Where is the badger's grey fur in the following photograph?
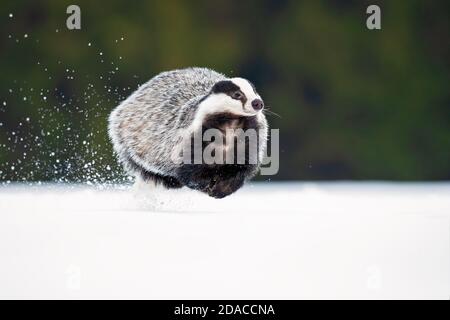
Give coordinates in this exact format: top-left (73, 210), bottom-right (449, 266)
top-left (108, 67), bottom-right (268, 198)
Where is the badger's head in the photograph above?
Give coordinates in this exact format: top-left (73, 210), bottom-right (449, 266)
top-left (196, 77), bottom-right (264, 118)
top-left (211, 77), bottom-right (264, 115)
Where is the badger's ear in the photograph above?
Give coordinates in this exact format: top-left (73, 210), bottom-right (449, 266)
top-left (211, 80), bottom-right (240, 94)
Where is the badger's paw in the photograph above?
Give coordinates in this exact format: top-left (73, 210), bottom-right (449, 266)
top-left (205, 174), bottom-right (246, 199)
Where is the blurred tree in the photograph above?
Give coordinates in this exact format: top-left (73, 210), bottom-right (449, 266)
top-left (0, 0), bottom-right (449, 182)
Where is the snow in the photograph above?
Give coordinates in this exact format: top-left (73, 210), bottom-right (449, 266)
top-left (0, 182), bottom-right (449, 299)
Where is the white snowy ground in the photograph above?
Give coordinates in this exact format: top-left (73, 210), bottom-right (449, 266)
top-left (0, 182), bottom-right (449, 299)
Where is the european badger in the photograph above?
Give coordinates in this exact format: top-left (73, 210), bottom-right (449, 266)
top-left (108, 67), bottom-right (268, 198)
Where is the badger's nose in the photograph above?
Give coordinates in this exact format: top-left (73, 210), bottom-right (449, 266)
top-left (251, 99), bottom-right (264, 111)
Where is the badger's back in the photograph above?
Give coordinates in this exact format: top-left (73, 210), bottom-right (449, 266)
top-left (108, 67), bottom-right (225, 177)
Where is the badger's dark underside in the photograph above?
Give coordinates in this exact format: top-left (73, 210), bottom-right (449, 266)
top-left (129, 156), bottom-right (257, 198)
top-left (176, 163), bottom-right (257, 198)
top-left (127, 113), bottom-right (262, 198)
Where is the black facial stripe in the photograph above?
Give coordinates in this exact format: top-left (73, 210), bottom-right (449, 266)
top-left (235, 90), bottom-right (247, 105)
top-left (211, 80), bottom-right (247, 106)
top-left (212, 80), bottom-right (240, 94)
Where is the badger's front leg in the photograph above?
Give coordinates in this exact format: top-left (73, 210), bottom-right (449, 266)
top-left (204, 166), bottom-right (249, 198)
top-left (176, 164), bottom-right (256, 198)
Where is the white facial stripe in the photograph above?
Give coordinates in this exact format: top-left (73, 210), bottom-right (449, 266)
top-left (190, 78), bottom-right (262, 131)
top-left (230, 77), bottom-right (260, 102)
top-left (191, 94), bottom-right (249, 130)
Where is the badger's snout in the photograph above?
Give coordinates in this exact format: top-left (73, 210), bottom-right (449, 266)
top-left (251, 99), bottom-right (264, 111)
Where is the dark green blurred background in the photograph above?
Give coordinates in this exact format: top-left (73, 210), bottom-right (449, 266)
top-left (0, 0), bottom-right (449, 183)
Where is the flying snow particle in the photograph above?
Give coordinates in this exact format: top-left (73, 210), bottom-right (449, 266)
top-left (9, 13), bottom-right (13, 18)
top-left (88, 42), bottom-right (91, 46)
top-left (24, 34), bottom-right (28, 38)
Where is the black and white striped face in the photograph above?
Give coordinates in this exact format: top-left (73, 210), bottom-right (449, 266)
top-left (191, 77), bottom-right (265, 129)
top-left (203, 77), bottom-right (264, 116)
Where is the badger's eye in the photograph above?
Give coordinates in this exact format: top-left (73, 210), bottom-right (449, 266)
top-left (232, 91), bottom-right (242, 99)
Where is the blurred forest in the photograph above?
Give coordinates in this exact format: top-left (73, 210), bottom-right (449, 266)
top-left (0, 0), bottom-right (449, 183)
